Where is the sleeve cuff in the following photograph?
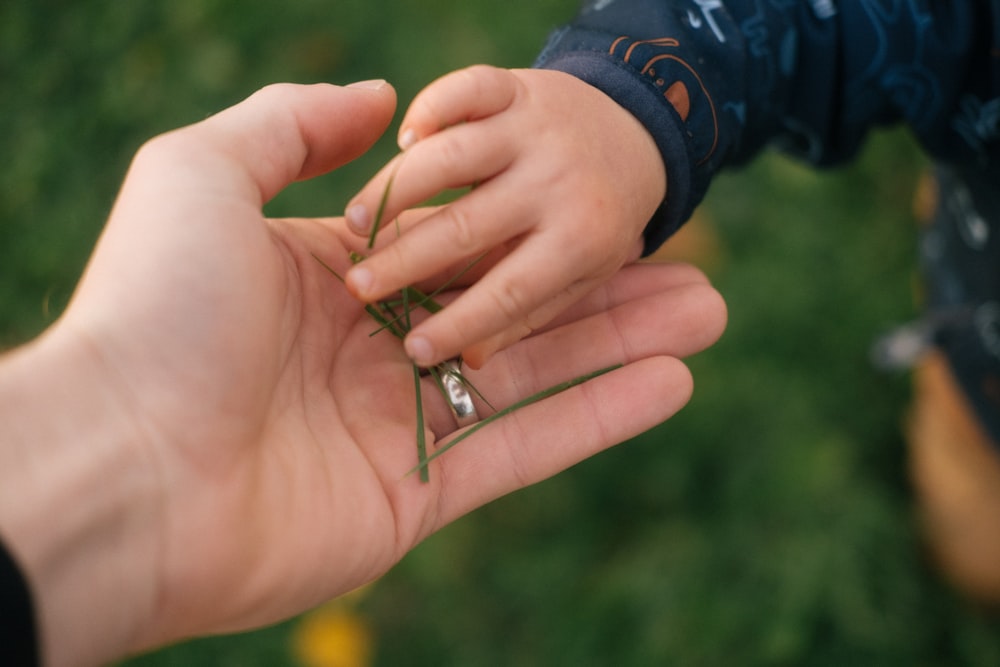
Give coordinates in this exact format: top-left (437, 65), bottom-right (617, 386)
top-left (537, 51), bottom-right (697, 255)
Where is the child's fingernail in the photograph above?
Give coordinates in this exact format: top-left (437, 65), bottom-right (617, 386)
top-left (346, 204), bottom-right (370, 233)
top-left (347, 266), bottom-right (374, 295)
top-left (405, 335), bottom-right (434, 366)
top-left (398, 128), bottom-right (418, 150)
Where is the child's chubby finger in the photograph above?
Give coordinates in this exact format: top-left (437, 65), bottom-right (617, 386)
top-left (412, 262), bottom-right (726, 455)
top-left (420, 261), bottom-right (718, 367)
top-left (397, 65), bottom-right (520, 149)
top-left (457, 251), bottom-right (702, 369)
top-left (453, 267), bottom-right (726, 409)
top-left (408, 256), bottom-right (727, 372)
top-left (345, 177), bottom-right (532, 303)
top-left (344, 118), bottom-right (516, 238)
top-left (459, 276), bottom-right (606, 370)
top-left (399, 237), bottom-right (594, 367)
top-left (535, 260), bottom-right (714, 332)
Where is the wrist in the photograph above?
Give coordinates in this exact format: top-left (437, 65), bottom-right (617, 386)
top-left (536, 54), bottom-right (692, 250)
top-left (0, 326), bottom-right (161, 666)
top-left (513, 67), bottom-right (667, 252)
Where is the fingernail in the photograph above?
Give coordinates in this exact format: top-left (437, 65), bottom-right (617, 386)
top-left (347, 79), bottom-right (388, 91)
top-left (346, 203), bottom-right (371, 234)
top-left (398, 128), bottom-right (418, 150)
top-left (347, 266), bottom-right (374, 295)
top-left (405, 335), bottom-right (434, 366)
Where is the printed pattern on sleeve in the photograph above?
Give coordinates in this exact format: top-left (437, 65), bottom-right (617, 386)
top-left (536, 0), bottom-right (1000, 251)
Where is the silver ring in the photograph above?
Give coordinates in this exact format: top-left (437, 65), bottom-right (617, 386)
top-left (440, 360), bottom-right (478, 427)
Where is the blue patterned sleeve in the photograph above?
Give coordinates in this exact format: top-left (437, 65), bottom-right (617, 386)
top-left (535, 1), bottom-right (1000, 254)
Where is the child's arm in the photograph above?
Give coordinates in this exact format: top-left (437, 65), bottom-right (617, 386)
top-left (344, 65), bottom-right (665, 368)
top-left (533, 0), bottom-right (1000, 250)
top-left (346, 0), bottom-right (996, 369)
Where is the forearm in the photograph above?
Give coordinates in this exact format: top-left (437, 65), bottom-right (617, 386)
top-left (0, 327), bottom-right (159, 666)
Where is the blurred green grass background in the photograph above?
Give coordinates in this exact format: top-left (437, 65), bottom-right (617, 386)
top-left (3, 2), bottom-right (1000, 665)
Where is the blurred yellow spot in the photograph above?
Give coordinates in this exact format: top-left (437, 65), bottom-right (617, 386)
top-left (291, 603), bottom-right (373, 667)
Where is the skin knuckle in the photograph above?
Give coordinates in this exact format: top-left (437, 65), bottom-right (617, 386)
top-left (251, 82), bottom-right (295, 102)
top-left (489, 276), bottom-right (531, 324)
top-left (433, 132), bottom-right (468, 178)
top-left (504, 441), bottom-right (535, 489)
top-left (442, 204), bottom-right (478, 254)
top-left (462, 64), bottom-right (497, 77)
top-left (462, 65), bottom-right (518, 111)
top-left (459, 64), bottom-right (500, 89)
top-left (408, 92), bottom-right (443, 130)
top-left (561, 222), bottom-right (625, 272)
top-left (379, 238), bottom-right (417, 287)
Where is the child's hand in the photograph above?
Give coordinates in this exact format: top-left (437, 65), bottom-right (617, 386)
top-left (344, 65), bottom-right (666, 368)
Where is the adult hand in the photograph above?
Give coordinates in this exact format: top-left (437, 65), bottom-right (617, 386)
top-left (0, 82), bottom-right (725, 666)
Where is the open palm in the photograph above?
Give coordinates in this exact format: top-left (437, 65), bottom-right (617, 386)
top-left (56, 82), bottom-right (725, 651)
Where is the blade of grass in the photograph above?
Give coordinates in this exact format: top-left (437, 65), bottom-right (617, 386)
top-left (408, 364), bottom-right (622, 476)
top-left (368, 159), bottom-right (402, 249)
top-left (373, 299), bottom-right (404, 334)
top-left (367, 254), bottom-right (487, 337)
top-left (365, 305), bottom-right (407, 340)
top-left (427, 365), bottom-right (448, 396)
top-left (405, 251), bottom-right (486, 309)
top-left (312, 252), bottom-right (346, 281)
top-left (312, 252), bottom-right (409, 339)
top-left (412, 364), bottom-right (429, 482)
top-left (401, 266), bottom-right (430, 482)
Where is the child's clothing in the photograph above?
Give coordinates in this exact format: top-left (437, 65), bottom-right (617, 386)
top-left (535, 0), bottom-right (1000, 443)
top-left (0, 537), bottom-right (37, 665)
top-left (922, 164), bottom-right (1000, 444)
